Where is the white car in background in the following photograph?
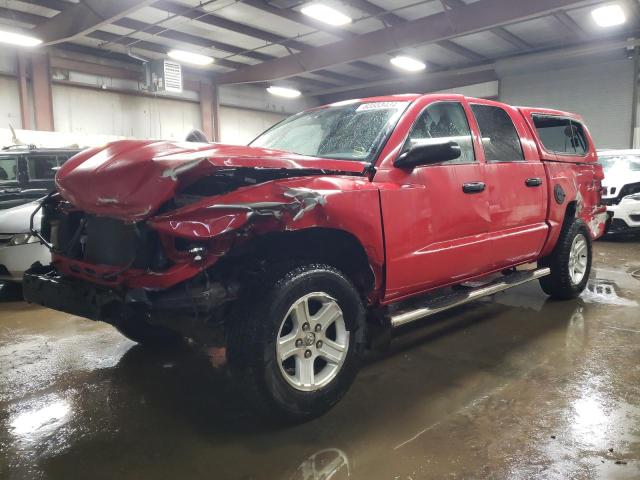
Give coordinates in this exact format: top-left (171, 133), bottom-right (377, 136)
top-left (0, 200), bottom-right (49, 297)
top-left (599, 150), bottom-right (640, 235)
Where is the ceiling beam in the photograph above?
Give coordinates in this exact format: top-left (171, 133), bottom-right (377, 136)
top-left (113, 17), bottom-right (274, 61)
top-left (32, 0), bottom-right (154, 45)
top-left (553, 10), bottom-right (588, 39)
top-left (345, 0), bottom-right (405, 26)
top-left (23, 0), bottom-right (277, 62)
top-left (10, 5), bottom-right (340, 92)
top-left (214, 0), bottom-right (588, 85)
top-left (0, 7), bottom-right (247, 70)
top-left (241, 0), bottom-right (354, 40)
top-left (290, 76), bottom-right (339, 90)
top-left (490, 27), bottom-right (532, 50)
top-left (313, 69), bottom-right (362, 84)
top-left (153, 0), bottom-right (308, 50)
top-left (241, 0), bottom-right (435, 76)
top-left (27, 0), bottom-right (72, 11)
top-left (348, 60), bottom-right (391, 75)
top-left (441, 0), bottom-right (532, 51)
top-left (438, 39), bottom-right (486, 61)
top-left (0, 7), bottom-right (43, 26)
top-left (154, 0), bottom-right (393, 81)
top-left (346, 0), bottom-right (469, 67)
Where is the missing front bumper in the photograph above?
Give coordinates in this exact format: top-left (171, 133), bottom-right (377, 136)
top-left (22, 263), bottom-right (236, 343)
top-left (23, 263), bottom-right (120, 320)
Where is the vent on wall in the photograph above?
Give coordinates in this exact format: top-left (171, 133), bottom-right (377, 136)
top-left (149, 59), bottom-right (182, 93)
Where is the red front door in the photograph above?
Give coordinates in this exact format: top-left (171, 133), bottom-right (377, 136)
top-left (374, 98), bottom-right (492, 302)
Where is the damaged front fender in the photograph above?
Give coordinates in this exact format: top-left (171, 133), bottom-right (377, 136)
top-left (147, 176), bottom-right (386, 299)
top-left (148, 186), bottom-right (330, 240)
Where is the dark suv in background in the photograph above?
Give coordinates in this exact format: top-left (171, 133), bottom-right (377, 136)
top-left (0, 146), bottom-right (82, 210)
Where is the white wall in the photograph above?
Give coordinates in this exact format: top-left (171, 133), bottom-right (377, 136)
top-left (52, 84), bottom-right (202, 140)
top-left (0, 76), bottom-right (22, 128)
top-left (499, 58), bottom-right (634, 149)
top-left (219, 106), bottom-right (286, 145)
top-left (1, 78), bottom-right (289, 145)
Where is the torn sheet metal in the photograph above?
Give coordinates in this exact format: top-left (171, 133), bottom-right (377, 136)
top-left (205, 188), bottom-right (328, 222)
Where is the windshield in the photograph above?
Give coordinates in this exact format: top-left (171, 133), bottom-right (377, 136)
top-left (251, 101), bottom-right (409, 161)
top-left (599, 154), bottom-right (640, 175)
top-left (0, 155), bottom-right (18, 183)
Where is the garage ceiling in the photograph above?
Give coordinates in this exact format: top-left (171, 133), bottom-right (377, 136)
top-left (0, 0), bottom-right (639, 97)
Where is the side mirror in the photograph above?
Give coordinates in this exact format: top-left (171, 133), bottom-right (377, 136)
top-left (394, 139), bottom-right (461, 168)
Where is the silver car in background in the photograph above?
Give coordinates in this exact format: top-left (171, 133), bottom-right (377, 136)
top-left (0, 200), bottom-right (49, 297)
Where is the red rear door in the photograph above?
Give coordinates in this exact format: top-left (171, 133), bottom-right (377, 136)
top-left (468, 100), bottom-right (549, 270)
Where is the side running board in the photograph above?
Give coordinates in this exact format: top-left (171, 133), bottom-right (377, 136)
top-left (389, 267), bottom-right (551, 328)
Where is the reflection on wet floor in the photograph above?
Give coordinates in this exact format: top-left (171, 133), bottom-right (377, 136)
top-left (1, 240), bottom-right (639, 479)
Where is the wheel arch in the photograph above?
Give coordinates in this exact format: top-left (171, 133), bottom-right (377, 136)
top-left (242, 227), bottom-right (377, 300)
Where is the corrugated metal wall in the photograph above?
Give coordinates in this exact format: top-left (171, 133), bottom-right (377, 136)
top-left (500, 58), bottom-right (634, 149)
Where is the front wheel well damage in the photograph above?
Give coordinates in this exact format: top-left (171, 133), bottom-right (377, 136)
top-left (226, 228), bottom-right (376, 299)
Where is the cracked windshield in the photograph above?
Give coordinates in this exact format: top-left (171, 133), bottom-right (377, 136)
top-left (251, 101), bottom-right (409, 161)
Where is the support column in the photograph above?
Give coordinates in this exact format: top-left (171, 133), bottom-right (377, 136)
top-left (212, 85), bottom-right (220, 143)
top-left (630, 46), bottom-right (639, 148)
top-left (199, 82), bottom-right (221, 142)
top-left (31, 52), bottom-right (54, 131)
top-left (17, 53), bottom-right (31, 130)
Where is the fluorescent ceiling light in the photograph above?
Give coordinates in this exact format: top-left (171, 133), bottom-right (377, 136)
top-left (0, 30), bottom-right (42, 47)
top-left (167, 49), bottom-right (214, 66)
top-left (591, 4), bottom-right (626, 27)
top-left (267, 86), bottom-right (302, 98)
top-left (390, 56), bottom-right (426, 72)
top-left (301, 4), bottom-right (352, 26)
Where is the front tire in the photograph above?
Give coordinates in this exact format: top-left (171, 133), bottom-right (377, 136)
top-left (539, 218), bottom-right (592, 300)
top-left (227, 263), bottom-right (366, 422)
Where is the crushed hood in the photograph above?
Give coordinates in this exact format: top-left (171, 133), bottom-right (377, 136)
top-left (55, 140), bottom-right (366, 220)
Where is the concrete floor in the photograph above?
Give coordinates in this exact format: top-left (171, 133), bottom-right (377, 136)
top-left (1, 241), bottom-right (639, 480)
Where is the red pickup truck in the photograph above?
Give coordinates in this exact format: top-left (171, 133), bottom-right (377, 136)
top-left (24, 94), bottom-right (607, 420)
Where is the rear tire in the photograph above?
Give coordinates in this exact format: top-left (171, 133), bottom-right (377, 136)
top-left (539, 218), bottom-right (592, 300)
top-left (226, 263), bottom-right (366, 422)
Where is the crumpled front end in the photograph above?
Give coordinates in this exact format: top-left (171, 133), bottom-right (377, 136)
top-left (37, 177), bottom-right (353, 289)
top-left (24, 140), bottom-right (384, 341)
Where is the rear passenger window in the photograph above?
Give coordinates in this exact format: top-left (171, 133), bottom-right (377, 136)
top-left (27, 155), bottom-right (58, 180)
top-left (407, 102), bottom-right (475, 164)
top-left (532, 115), bottom-right (588, 156)
top-left (471, 104), bottom-right (525, 162)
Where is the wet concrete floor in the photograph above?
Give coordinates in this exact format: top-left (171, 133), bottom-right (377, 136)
top-left (1, 240), bottom-right (639, 479)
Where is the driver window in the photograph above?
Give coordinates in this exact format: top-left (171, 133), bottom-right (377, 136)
top-left (407, 102), bottom-right (476, 164)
